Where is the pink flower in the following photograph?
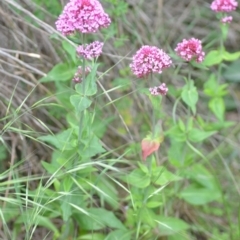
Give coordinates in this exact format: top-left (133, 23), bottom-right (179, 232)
top-left (130, 46), bottom-right (172, 78)
top-left (211, 0), bottom-right (238, 12)
top-left (175, 38), bottom-right (205, 63)
top-left (72, 66), bottom-right (91, 83)
top-left (77, 41), bottom-right (104, 59)
top-left (141, 138), bottom-right (160, 161)
top-left (221, 15), bottom-right (233, 23)
top-left (56, 0), bottom-right (111, 35)
top-left (149, 83), bottom-right (168, 96)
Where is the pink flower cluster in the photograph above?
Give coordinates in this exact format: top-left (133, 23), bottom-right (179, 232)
top-left (72, 66), bottom-right (91, 83)
top-left (77, 41), bottom-right (104, 59)
top-left (130, 46), bottom-right (172, 78)
top-left (56, 0), bottom-right (111, 35)
top-left (221, 16), bottom-right (233, 23)
top-left (175, 38), bottom-right (205, 63)
top-left (149, 83), bottom-right (168, 96)
top-left (211, 0), bottom-right (238, 12)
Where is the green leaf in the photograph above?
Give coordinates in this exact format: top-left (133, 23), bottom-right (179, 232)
top-left (78, 233), bottom-right (105, 240)
top-left (208, 97), bottom-right (225, 121)
top-left (139, 207), bottom-right (156, 227)
top-left (223, 60), bottom-right (240, 82)
top-left (152, 166), bottom-right (181, 186)
top-left (62, 40), bottom-right (77, 63)
top-left (204, 74), bottom-right (228, 97)
top-left (38, 128), bottom-right (75, 150)
top-left (146, 201), bottom-right (163, 208)
top-left (61, 195), bottom-right (72, 221)
top-left (105, 230), bottom-right (132, 240)
top-left (178, 119), bottom-right (185, 132)
top-left (169, 233), bottom-right (191, 240)
top-left (203, 50), bottom-right (223, 67)
top-left (125, 168), bottom-right (151, 188)
top-left (156, 216), bottom-right (190, 236)
top-left (94, 176), bottom-right (119, 209)
top-left (179, 184), bottom-right (221, 205)
top-left (188, 128), bottom-right (216, 142)
top-left (79, 134), bottom-right (105, 158)
top-left (165, 125), bottom-right (186, 142)
top-left (91, 208), bottom-right (126, 229)
top-left (181, 80), bottom-right (198, 114)
top-left (40, 62), bottom-right (76, 82)
top-left (222, 51), bottom-right (240, 61)
top-left (75, 64), bottom-right (98, 96)
top-left (62, 176), bottom-right (73, 192)
top-left (137, 162), bottom-right (149, 174)
top-left (16, 214), bottom-right (60, 236)
top-left (41, 161), bottom-right (60, 174)
top-left (186, 164), bottom-right (218, 189)
top-left (70, 95), bottom-right (92, 113)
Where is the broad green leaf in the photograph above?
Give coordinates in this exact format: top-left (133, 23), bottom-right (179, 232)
top-left (76, 208), bottom-right (126, 230)
top-left (146, 201), bottom-right (163, 208)
top-left (40, 62), bottom-right (76, 82)
top-left (41, 161), bottom-right (60, 174)
top-left (178, 119), bottom-right (185, 132)
top-left (16, 214), bottom-right (60, 236)
top-left (204, 74), bottom-right (228, 97)
top-left (186, 164), bottom-right (218, 189)
top-left (179, 185), bottom-right (221, 205)
top-left (203, 50), bottom-right (222, 66)
top-left (105, 230), bottom-right (132, 240)
top-left (70, 95), bottom-right (92, 113)
top-left (168, 141), bottom-right (189, 167)
top-left (156, 216), bottom-right (190, 236)
top-left (165, 125), bottom-right (186, 142)
top-left (204, 121), bottom-right (235, 131)
top-left (75, 81), bottom-right (97, 96)
top-left (222, 51), bottom-right (240, 61)
top-left (38, 128), bottom-right (75, 150)
top-left (61, 195), bottom-right (72, 221)
top-left (62, 40), bottom-right (77, 63)
top-left (125, 168), bottom-right (150, 188)
top-left (169, 233), bottom-right (191, 240)
top-left (139, 207), bottom-right (156, 227)
top-left (78, 233), bottom-right (105, 240)
top-left (75, 64), bottom-right (99, 96)
top-left (94, 176), bottom-right (119, 209)
top-left (152, 166), bottom-right (181, 185)
top-left (137, 162), bottom-right (149, 174)
top-left (223, 60), bottom-right (240, 82)
top-left (181, 80), bottom-right (198, 114)
top-left (79, 134), bottom-right (105, 158)
top-left (90, 208), bottom-right (126, 229)
top-left (74, 213), bottom-right (103, 231)
top-left (188, 128), bottom-right (216, 142)
top-left (62, 176), bottom-right (73, 192)
top-left (208, 97), bottom-right (225, 121)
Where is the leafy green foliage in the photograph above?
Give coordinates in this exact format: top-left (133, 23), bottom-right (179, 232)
top-left (181, 80), bottom-right (198, 114)
top-left (2, 0), bottom-right (239, 239)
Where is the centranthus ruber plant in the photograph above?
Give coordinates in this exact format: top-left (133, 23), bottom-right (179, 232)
top-left (31, 0), bottom-right (240, 239)
top-left (130, 45), bottom-right (172, 161)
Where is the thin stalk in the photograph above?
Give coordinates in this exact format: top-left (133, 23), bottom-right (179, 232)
top-left (78, 34), bottom-right (86, 143)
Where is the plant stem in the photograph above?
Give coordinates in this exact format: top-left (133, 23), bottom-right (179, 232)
top-left (78, 34), bottom-right (86, 143)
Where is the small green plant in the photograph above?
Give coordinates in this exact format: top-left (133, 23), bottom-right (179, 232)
top-left (1, 0), bottom-right (240, 239)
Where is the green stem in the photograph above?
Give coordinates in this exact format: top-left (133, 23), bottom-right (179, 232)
top-left (78, 35), bottom-right (86, 143)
